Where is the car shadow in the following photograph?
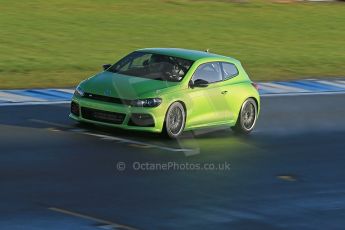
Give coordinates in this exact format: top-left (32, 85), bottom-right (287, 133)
top-left (0, 103), bottom-right (254, 154)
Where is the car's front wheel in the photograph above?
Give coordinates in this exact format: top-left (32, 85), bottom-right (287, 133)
top-left (232, 98), bottom-right (258, 134)
top-left (163, 102), bottom-right (186, 138)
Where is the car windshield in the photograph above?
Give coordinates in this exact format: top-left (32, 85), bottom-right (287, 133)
top-left (107, 51), bottom-right (194, 82)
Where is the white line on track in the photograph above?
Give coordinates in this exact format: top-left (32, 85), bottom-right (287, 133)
top-left (28, 115), bottom-right (199, 154)
top-left (53, 88), bottom-right (75, 94)
top-left (261, 91), bottom-right (345, 97)
top-left (48, 207), bottom-right (139, 230)
top-left (29, 119), bottom-right (71, 129)
top-left (0, 101), bottom-right (70, 106)
top-left (1, 89), bottom-right (345, 107)
top-left (259, 82), bottom-right (309, 93)
top-left (335, 80), bottom-right (345, 87)
top-left (0, 91), bottom-right (48, 102)
top-left (80, 131), bottom-right (199, 155)
top-left (316, 80), bottom-right (345, 89)
top-left (28, 118), bottom-right (199, 155)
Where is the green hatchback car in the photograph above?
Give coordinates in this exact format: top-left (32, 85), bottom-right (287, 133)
top-left (70, 48), bottom-right (260, 138)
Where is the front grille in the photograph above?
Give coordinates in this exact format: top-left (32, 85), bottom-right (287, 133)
top-left (83, 93), bottom-right (130, 105)
top-left (81, 107), bottom-right (126, 124)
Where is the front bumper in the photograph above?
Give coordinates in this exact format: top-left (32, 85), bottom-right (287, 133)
top-left (69, 96), bottom-right (166, 133)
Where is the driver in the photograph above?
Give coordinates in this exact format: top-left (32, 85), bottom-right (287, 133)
top-left (148, 55), bottom-right (187, 82)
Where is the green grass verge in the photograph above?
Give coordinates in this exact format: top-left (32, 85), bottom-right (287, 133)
top-left (0, 0), bottom-right (344, 89)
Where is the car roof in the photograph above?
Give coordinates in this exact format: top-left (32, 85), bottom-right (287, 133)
top-left (137, 48), bottom-right (239, 63)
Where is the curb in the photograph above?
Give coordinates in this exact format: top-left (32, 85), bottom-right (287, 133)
top-left (1, 79), bottom-right (345, 106)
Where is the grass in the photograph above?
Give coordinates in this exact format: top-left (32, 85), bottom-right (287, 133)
top-left (0, 0), bottom-right (344, 89)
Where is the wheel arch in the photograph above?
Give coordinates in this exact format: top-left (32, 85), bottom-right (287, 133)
top-left (176, 100), bottom-right (187, 117)
top-left (248, 96), bottom-right (260, 114)
top-left (249, 96), bottom-right (258, 108)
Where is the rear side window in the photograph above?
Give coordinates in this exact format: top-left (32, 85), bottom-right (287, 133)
top-left (192, 62), bottom-right (222, 84)
top-left (221, 62), bottom-right (238, 80)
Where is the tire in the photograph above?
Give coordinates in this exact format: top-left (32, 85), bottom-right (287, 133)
top-left (163, 102), bottom-right (186, 138)
top-left (232, 98), bottom-right (258, 135)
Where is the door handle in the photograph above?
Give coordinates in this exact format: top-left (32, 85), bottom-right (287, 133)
top-left (221, 90), bottom-right (228, 95)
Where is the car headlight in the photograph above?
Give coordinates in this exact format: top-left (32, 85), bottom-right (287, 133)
top-left (74, 86), bottom-right (84, 97)
top-left (131, 98), bottom-right (162, 107)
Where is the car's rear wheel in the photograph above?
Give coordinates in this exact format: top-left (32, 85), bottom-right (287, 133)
top-left (232, 98), bottom-right (257, 134)
top-left (163, 102), bottom-right (186, 138)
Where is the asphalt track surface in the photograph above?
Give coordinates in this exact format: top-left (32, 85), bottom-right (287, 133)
top-left (1, 94), bottom-right (345, 230)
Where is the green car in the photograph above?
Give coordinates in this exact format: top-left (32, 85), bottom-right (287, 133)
top-left (70, 48), bottom-right (260, 138)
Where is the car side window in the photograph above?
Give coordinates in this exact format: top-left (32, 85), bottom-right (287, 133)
top-left (221, 62), bottom-right (239, 79)
top-left (130, 53), bottom-right (152, 68)
top-left (192, 62), bottom-right (222, 84)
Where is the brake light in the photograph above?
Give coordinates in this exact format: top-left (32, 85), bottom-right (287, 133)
top-left (251, 82), bottom-right (259, 91)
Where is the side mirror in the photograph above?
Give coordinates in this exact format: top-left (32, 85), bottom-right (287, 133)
top-left (102, 64), bottom-right (112, 71)
top-left (188, 80), bottom-right (194, 88)
top-left (193, 79), bottom-right (209, 88)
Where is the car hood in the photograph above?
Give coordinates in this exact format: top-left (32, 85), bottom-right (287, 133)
top-left (81, 71), bottom-right (178, 99)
